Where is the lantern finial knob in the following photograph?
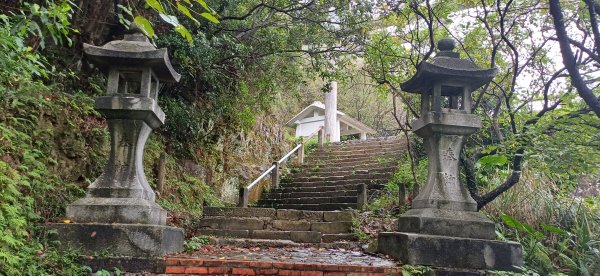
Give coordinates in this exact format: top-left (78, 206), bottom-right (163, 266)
top-left (437, 38), bottom-right (455, 51)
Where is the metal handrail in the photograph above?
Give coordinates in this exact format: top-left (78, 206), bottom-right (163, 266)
top-left (277, 144), bottom-right (302, 165)
top-left (238, 126), bottom-right (324, 207)
top-left (247, 164), bottom-right (276, 190)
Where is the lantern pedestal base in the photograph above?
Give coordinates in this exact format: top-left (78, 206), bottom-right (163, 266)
top-left (378, 232), bottom-right (523, 271)
top-left (66, 197), bottom-right (167, 225)
top-left (396, 208), bottom-right (496, 240)
top-left (46, 223), bottom-right (184, 258)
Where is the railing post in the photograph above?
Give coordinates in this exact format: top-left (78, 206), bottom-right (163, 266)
top-left (399, 182), bottom-right (407, 206)
top-left (271, 162), bottom-right (280, 189)
top-left (298, 138), bottom-right (305, 165)
top-left (318, 129), bottom-right (324, 147)
top-left (238, 187), bottom-right (249, 208)
top-left (357, 183), bottom-right (367, 210)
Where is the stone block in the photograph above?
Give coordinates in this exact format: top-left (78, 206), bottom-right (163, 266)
top-left (80, 257), bottom-right (166, 273)
top-left (277, 209), bottom-right (300, 220)
top-left (203, 207), bottom-right (234, 217)
top-left (199, 217), bottom-right (266, 230)
top-left (46, 223), bottom-right (184, 258)
top-left (397, 208), bottom-right (495, 240)
top-left (251, 230), bottom-right (291, 240)
top-left (321, 234), bottom-right (357, 243)
top-left (277, 210), bottom-right (324, 221)
top-left (378, 232), bottom-right (523, 271)
top-left (233, 208), bottom-right (276, 218)
top-left (311, 222), bottom-right (352, 234)
top-left (66, 197), bottom-right (166, 225)
top-left (323, 211), bottom-right (353, 222)
top-left (290, 231), bottom-right (321, 243)
top-left (197, 229), bottom-right (249, 238)
top-left (272, 220), bottom-right (311, 231)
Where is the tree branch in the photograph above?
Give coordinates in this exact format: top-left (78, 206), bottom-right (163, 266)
top-left (549, 0), bottom-right (600, 117)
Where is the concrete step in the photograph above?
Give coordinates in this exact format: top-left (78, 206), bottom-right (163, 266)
top-left (279, 179), bottom-right (388, 188)
top-left (309, 148), bottom-right (405, 159)
top-left (262, 203), bottom-right (357, 211)
top-left (198, 217), bottom-right (268, 230)
top-left (312, 144), bottom-right (404, 153)
top-left (259, 196), bottom-right (357, 205)
top-left (198, 216), bottom-right (353, 231)
top-left (203, 207), bottom-right (276, 218)
top-left (305, 155), bottom-right (401, 165)
top-left (263, 189), bottom-right (379, 200)
top-left (290, 166), bottom-right (396, 178)
top-left (322, 233), bottom-right (358, 242)
top-left (272, 183), bottom-right (386, 193)
top-left (197, 209), bottom-right (355, 243)
top-left (202, 208), bottom-right (353, 222)
top-left (263, 190), bottom-right (358, 199)
top-left (300, 159), bottom-right (399, 170)
top-left (325, 138), bottom-right (405, 149)
top-left (287, 172), bottom-right (393, 183)
top-left (198, 229), bottom-right (322, 243)
top-left (297, 163), bottom-right (399, 173)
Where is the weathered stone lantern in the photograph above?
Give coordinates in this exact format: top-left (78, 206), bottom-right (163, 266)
top-left (378, 39), bottom-right (523, 271)
top-left (50, 33), bottom-right (184, 258)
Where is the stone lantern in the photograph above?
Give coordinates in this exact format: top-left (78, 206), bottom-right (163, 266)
top-left (378, 39), bottom-right (523, 271)
top-left (49, 33), bottom-right (184, 258)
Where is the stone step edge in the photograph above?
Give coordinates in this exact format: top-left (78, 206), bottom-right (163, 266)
top-left (165, 257), bottom-right (402, 275)
top-left (197, 230), bottom-right (357, 243)
top-left (309, 149), bottom-right (405, 157)
top-left (198, 220), bottom-right (354, 233)
top-left (272, 184), bottom-right (386, 192)
top-left (202, 207), bottom-right (354, 221)
top-left (204, 236), bottom-right (360, 249)
top-left (288, 173), bottom-right (394, 181)
top-left (197, 229), bottom-right (323, 243)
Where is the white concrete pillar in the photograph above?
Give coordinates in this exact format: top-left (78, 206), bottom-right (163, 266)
top-left (324, 81), bottom-right (340, 142)
top-left (360, 132), bottom-right (367, 140)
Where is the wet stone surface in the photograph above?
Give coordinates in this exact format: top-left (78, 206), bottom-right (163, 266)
top-left (179, 244), bottom-right (398, 267)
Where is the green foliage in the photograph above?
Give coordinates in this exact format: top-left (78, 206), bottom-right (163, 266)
top-left (0, 21), bottom-right (104, 272)
top-left (161, 97), bottom-right (217, 157)
top-left (0, 160), bottom-right (33, 274)
top-left (400, 265), bottom-right (432, 276)
top-left (498, 208), bottom-right (600, 275)
top-left (184, 235), bottom-right (210, 253)
top-left (6, 0), bottom-right (77, 49)
top-left (159, 175), bottom-right (222, 214)
top-left (119, 0), bottom-right (219, 42)
top-left (351, 216), bottom-right (370, 242)
top-left (0, 18), bottom-right (48, 79)
top-left (95, 267), bottom-right (121, 276)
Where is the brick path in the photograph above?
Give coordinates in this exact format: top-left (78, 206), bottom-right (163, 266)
top-left (164, 258), bottom-right (402, 275)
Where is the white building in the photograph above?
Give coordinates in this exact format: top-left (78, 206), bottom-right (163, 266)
top-left (286, 101), bottom-right (376, 141)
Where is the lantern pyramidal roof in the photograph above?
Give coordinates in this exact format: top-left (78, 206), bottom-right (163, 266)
top-left (401, 38), bottom-right (497, 96)
top-left (83, 33), bottom-right (181, 83)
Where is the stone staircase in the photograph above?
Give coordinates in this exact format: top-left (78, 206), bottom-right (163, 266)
top-left (196, 137), bottom-right (405, 244)
top-left (198, 207), bottom-right (356, 243)
top-left (257, 137), bottom-right (405, 210)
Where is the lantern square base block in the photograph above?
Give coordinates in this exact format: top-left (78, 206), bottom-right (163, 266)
top-left (46, 223), bottom-right (184, 257)
top-left (396, 208), bottom-right (496, 240)
top-left (66, 197), bottom-right (167, 225)
top-left (378, 232), bottom-right (523, 271)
